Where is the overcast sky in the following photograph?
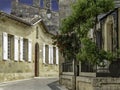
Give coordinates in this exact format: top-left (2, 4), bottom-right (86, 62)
top-left (0, 0), bottom-right (59, 13)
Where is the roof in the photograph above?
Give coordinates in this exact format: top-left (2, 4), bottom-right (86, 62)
top-left (0, 11), bottom-right (55, 36)
top-left (98, 8), bottom-right (118, 21)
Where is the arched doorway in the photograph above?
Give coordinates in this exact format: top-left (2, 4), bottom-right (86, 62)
top-left (35, 43), bottom-right (39, 77)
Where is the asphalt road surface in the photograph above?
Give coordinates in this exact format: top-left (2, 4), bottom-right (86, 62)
top-left (0, 78), bottom-right (68, 90)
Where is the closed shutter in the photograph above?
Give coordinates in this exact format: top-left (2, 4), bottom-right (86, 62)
top-left (43, 44), bottom-right (45, 63)
top-left (48, 45), bottom-right (51, 64)
top-left (14, 35), bottom-right (19, 61)
top-left (56, 47), bottom-right (59, 64)
top-left (20, 37), bottom-right (23, 61)
top-left (48, 46), bottom-right (53, 64)
top-left (3, 32), bottom-right (8, 60)
top-left (51, 46), bottom-right (53, 64)
top-left (28, 39), bottom-right (32, 62)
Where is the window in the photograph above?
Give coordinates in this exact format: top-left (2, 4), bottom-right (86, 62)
top-left (53, 47), bottom-right (56, 64)
top-left (51, 0), bottom-right (59, 11)
top-left (45, 45), bottom-right (49, 64)
top-left (3, 33), bottom-right (14, 60)
top-left (8, 35), bottom-right (12, 59)
top-left (23, 39), bottom-right (28, 61)
top-left (8, 34), bottom-right (14, 59)
top-left (40, 0), bottom-right (44, 8)
top-left (19, 0), bottom-right (33, 5)
top-left (43, 44), bottom-right (59, 64)
top-left (36, 27), bottom-right (39, 39)
top-left (3, 33), bottom-right (32, 62)
top-left (20, 37), bottom-right (32, 62)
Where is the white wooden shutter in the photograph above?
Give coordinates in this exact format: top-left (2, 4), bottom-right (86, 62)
top-left (14, 35), bottom-right (19, 61)
top-left (49, 45), bottom-right (51, 64)
top-left (20, 37), bottom-right (23, 61)
top-left (3, 32), bottom-right (8, 60)
top-left (51, 46), bottom-right (53, 64)
top-left (43, 44), bottom-right (45, 63)
top-left (28, 39), bottom-right (32, 62)
top-left (56, 47), bottom-right (59, 64)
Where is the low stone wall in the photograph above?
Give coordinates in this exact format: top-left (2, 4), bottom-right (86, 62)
top-left (0, 73), bottom-right (33, 83)
top-left (76, 76), bottom-right (120, 90)
top-left (60, 74), bottom-right (75, 90)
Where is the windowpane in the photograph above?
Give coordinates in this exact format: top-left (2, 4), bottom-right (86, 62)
top-left (8, 34), bottom-right (14, 59)
top-left (53, 47), bottom-right (56, 64)
top-left (45, 45), bottom-right (49, 64)
top-left (23, 39), bottom-right (28, 61)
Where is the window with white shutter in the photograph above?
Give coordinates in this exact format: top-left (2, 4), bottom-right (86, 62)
top-left (43, 44), bottom-right (45, 64)
top-left (3, 32), bottom-right (8, 60)
top-left (14, 35), bottom-right (19, 61)
top-left (56, 47), bottom-right (59, 64)
top-left (28, 39), bottom-right (32, 62)
top-left (20, 37), bottom-right (23, 61)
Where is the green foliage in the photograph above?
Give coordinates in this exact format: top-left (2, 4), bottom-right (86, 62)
top-left (53, 0), bottom-right (114, 63)
top-left (77, 38), bottom-right (116, 65)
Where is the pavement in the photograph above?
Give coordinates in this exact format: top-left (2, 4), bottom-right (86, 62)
top-left (0, 77), bottom-right (68, 90)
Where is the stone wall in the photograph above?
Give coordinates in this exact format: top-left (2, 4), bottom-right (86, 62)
top-left (60, 74), bottom-right (75, 90)
top-left (76, 76), bottom-right (120, 90)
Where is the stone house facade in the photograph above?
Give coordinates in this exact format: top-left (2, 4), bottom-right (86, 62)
top-left (0, 11), bottom-right (59, 82)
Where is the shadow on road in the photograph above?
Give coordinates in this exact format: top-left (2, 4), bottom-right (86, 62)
top-left (47, 80), bottom-right (61, 90)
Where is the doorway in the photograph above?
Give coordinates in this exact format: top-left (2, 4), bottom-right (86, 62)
top-left (35, 43), bottom-right (39, 77)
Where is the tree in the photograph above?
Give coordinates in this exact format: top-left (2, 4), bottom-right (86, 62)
top-left (53, 0), bottom-right (114, 64)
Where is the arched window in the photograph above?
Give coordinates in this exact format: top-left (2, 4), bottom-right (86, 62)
top-left (40, 0), bottom-right (44, 8)
top-left (19, 0), bottom-right (33, 5)
top-left (36, 27), bottom-right (39, 39)
top-left (51, 0), bottom-right (59, 11)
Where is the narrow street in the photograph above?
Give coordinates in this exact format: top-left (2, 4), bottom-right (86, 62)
top-left (0, 78), bottom-right (68, 90)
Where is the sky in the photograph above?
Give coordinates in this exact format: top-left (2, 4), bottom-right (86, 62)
top-left (0, 0), bottom-right (59, 13)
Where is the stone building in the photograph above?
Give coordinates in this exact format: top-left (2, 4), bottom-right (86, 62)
top-left (0, 9), bottom-right (59, 82)
top-left (11, 0), bottom-right (59, 34)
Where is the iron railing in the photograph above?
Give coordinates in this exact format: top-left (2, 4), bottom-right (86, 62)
top-left (62, 62), bottom-right (73, 72)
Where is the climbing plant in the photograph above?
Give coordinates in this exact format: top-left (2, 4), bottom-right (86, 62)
top-left (53, 0), bottom-right (114, 64)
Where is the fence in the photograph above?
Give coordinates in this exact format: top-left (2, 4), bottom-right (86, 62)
top-left (62, 62), bottom-right (73, 72)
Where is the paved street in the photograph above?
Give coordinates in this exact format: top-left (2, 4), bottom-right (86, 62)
top-left (0, 78), bottom-right (68, 90)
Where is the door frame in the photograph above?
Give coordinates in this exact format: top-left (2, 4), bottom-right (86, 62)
top-left (35, 43), bottom-right (39, 77)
